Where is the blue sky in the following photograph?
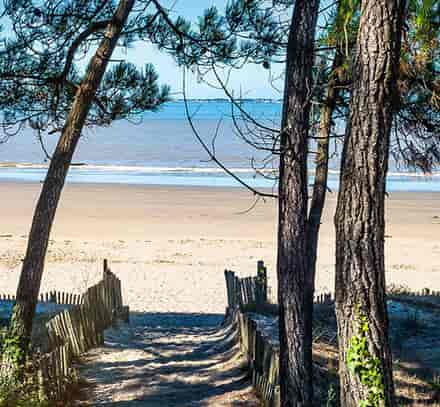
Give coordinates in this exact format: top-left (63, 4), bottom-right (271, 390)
top-left (116, 44), bottom-right (284, 100)
top-left (116, 0), bottom-right (286, 99)
top-left (0, 0), bottom-right (286, 99)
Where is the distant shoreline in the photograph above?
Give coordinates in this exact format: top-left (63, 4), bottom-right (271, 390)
top-left (173, 98), bottom-right (284, 103)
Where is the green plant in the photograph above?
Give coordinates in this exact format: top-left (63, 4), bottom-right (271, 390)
top-left (0, 328), bottom-right (50, 406)
top-left (0, 375), bottom-right (49, 407)
top-left (325, 384), bottom-right (337, 407)
top-left (347, 306), bottom-right (385, 407)
top-left (1, 334), bottom-right (26, 372)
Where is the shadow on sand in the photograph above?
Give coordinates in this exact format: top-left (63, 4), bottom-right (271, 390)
top-left (76, 312), bottom-right (259, 406)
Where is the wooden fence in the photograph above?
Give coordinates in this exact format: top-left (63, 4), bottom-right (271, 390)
top-left (226, 263), bottom-right (440, 407)
top-left (224, 260), bottom-right (268, 311)
top-left (224, 261), bottom-right (333, 318)
top-left (36, 259), bottom-right (128, 401)
top-left (0, 291), bottom-right (82, 305)
top-left (236, 312), bottom-right (280, 406)
top-left (225, 261), bottom-right (336, 407)
top-left (224, 262), bottom-right (280, 407)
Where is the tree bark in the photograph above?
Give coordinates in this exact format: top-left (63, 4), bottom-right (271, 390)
top-left (277, 1), bottom-right (319, 405)
top-left (0, 0), bottom-right (135, 381)
top-left (334, 1), bottom-right (404, 406)
top-left (306, 49), bottom-right (344, 293)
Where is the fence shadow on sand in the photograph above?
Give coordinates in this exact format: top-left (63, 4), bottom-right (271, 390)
top-left (76, 312), bottom-right (259, 406)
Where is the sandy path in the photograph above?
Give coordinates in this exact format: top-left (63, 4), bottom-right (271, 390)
top-left (76, 313), bottom-right (259, 406)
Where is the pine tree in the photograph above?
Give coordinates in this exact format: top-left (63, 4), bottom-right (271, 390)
top-left (334, 0), bottom-right (405, 405)
top-left (0, 0), bottom-right (170, 382)
top-left (276, 1), bottom-right (320, 404)
top-left (145, 1), bottom-right (438, 404)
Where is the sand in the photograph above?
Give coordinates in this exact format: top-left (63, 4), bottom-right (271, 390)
top-left (0, 181), bottom-right (439, 314)
top-left (76, 314), bottom-right (258, 406)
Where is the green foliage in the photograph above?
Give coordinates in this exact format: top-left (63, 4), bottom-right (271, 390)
top-left (98, 62), bottom-right (170, 120)
top-left (0, 0), bottom-right (170, 139)
top-left (394, 0), bottom-right (439, 172)
top-left (1, 304), bottom-right (30, 380)
top-left (146, 0), bottom-right (287, 69)
top-left (0, 328), bottom-right (51, 406)
top-left (0, 376), bottom-right (49, 407)
top-left (409, 0), bottom-right (439, 50)
top-left (347, 306), bottom-right (385, 407)
top-left (1, 334), bottom-right (26, 372)
top-left (322, 0), bottom-right (360, 57)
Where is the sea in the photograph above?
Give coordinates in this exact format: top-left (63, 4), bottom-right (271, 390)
top-left (0, 100), bottom-right (439, 192)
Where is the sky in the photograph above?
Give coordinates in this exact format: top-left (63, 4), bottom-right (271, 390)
top-left (0, 0), bottom-right (287, 99)
top-left (115, 43), bottom-right (285, 100)
top-left (115, 0), bottom-right (286, 99)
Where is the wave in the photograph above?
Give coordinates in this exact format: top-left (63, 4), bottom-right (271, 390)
top-left (0, 162), bottom-right (49, 169)
top-left (0, 162), bottom-right (439, 178)
top-left (0, 162), bottom-right (273, 175)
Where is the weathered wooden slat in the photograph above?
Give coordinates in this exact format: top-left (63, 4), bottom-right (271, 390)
top-left (225, 270), bottom-right (233, 308)
top-left (36, 263), bottom-right (126, 402)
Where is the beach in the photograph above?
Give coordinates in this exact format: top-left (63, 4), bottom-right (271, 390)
top-left (0, 181), bottom-right (439, 314)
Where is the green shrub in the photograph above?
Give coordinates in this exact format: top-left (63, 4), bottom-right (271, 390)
top-left (0, 377), bottom-right (49, 407)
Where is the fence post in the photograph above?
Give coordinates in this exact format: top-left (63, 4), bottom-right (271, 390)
top-left (103, 258), bottom-right (109, 278)
top-left (256, 260), bottom-right (267, 305)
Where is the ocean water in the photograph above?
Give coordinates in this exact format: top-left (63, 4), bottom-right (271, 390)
top-left (0, 101), bottom-right (438, 192)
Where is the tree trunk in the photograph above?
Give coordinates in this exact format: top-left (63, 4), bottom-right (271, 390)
top-left (277, 1), bottom-right (319, 405)
top-left (334, 1), bottom-right (404, 406)
top-left (306, 49), bottom-right (344, 292)
top-left (0, 0), bottom-right (135, 381)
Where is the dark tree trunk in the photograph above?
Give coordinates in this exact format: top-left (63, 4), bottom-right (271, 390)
top-left (334, 1), bottom-right (404, 406)
top-left (306, 49), bottom-right (344, 291)
top-left (0, 0), bottom-right (135, 381)
top-left (277, 0), bottom-right (319, 405)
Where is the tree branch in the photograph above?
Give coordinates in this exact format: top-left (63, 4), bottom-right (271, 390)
top-left (182, 69), bottom-right (277, 199)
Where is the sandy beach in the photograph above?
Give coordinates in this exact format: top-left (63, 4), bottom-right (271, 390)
top-left (0, 181), bottom-right (439, 314)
